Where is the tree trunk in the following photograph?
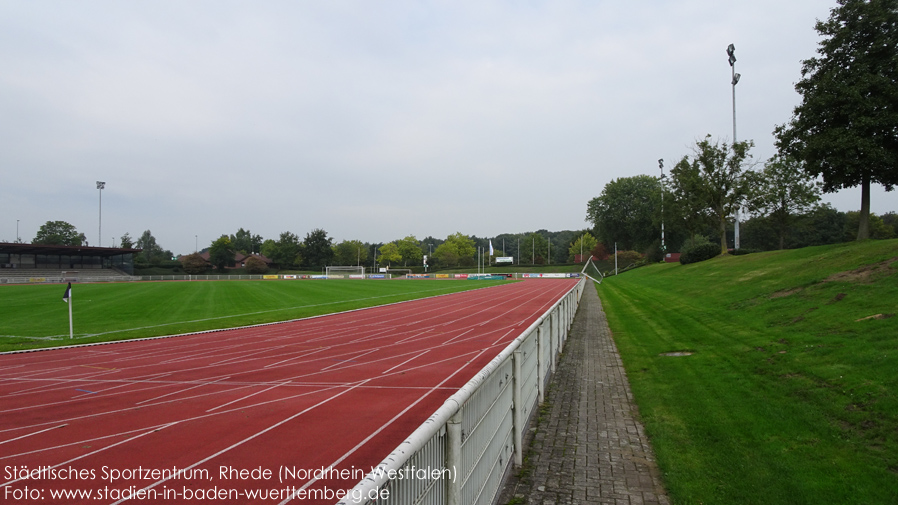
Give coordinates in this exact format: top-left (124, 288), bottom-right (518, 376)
top-left (857, 175), bottom-right (871, 241)
top-left (719, 213), bottom-right (728, 255)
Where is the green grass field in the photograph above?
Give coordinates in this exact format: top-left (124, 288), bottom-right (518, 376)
top-left (0, 279), bottom-right (510, 353)
top-left (598, 239), bottom-right (898, 505)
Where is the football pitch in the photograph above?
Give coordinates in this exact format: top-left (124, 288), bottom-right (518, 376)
top-left (0, 279), bottom-right (511, 352)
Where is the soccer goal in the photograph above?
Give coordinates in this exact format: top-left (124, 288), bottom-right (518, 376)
top-left (325, 266), bottom-right (366, 278)
top-left (581, 257), bottom-right (604, 284)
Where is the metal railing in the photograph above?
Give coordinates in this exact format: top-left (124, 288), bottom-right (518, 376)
top-left (339, 278), bottom-right (585, 505)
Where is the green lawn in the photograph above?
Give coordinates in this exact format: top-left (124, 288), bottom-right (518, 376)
top-left (0, 279), bottom-right (509, 352)
top-left (598, 240), bottom-right (898, 505)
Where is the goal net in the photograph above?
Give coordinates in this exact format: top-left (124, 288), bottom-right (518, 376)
top-left (325, 266), bottom-right (366, 278)
top-left (581, 257), bottom-right (604, 284)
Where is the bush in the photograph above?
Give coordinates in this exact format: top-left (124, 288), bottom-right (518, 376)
top-left (732, 248), bottom-right (762, 256)
top-left (679, 243), bottom-right (721, 264)
top-left (180, 253), bottom-right (208, 274)
top-left (244, 256), bottom-right (269, 274)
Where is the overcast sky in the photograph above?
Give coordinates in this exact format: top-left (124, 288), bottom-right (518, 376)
top-left (1, 1), bottom-right (893, 255)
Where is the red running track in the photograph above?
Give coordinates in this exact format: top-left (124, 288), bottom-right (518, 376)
top-left (0, 279), bottom-right (578, 504)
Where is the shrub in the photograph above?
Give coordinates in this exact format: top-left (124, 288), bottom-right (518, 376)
top-left (244, 256), bottom-right (269, 274)
top-left (679, 243), bottom-right (721, 264)
top-left (180, 253), bottom-right (208, 274)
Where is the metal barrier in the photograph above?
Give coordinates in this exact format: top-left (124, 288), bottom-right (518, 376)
top-left (339, 278), bottom-right (585, 505)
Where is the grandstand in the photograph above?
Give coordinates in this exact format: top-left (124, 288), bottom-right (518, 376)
top-left (0, 243), bottom-right (141, 284)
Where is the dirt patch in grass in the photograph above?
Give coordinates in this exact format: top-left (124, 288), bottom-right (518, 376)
top-left (855, 313), bottom-right (895, 322)
top-left (824, 257), bottom-right (898, 284)
top-left (770, 287), bottom-right (803, 298)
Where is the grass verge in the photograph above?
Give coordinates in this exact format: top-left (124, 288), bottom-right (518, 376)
top-left (0, 279), bottom-right (509, 352)
top-left (598, 240), bottom-right (898, 505)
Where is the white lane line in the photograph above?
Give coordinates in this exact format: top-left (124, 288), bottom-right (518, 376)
top-left (205, 381), bottom-right (291, 413)
top-left (381, 350), bottom-right (430, 375)
top-left (0, 422), bottom-right (178, 488)
top-left (320, 349), bottom-right (379, 371)
top-left (111, 379), bottom-right (374, 505)
top-left (0, 424), bottom-right (67, 446)
top-left (135, 375), bottom-right (231, 405)
top-left (277, 347), bottom-right (493, 505)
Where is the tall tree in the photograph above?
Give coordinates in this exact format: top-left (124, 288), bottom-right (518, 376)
top-left (519, 232), bottom-right (549, 264)
top-left (377, 242), bottom-right (401, 267)
top-left (33, 221), bottom-right (86, 246)
top-left (135, 230), bottom-right (172, 264)
top-left (586, 175), bottom-right (661, 251)
top-left (568, 233), bottom-right (598, 262)
top-left (684, 136), bottom-right (753, 255)
top-left (230, 228), bottom-right (263, 255)
top-left (302, 228), bottom-right (334, 268)
top-left (774, 0), bottom-right (898, 240)
top-left (208, 235), bottom-right (235, 272)
top-left (332, 240), bottom-right (368, 266)
top-left (432, 232), bottom-right (475, 267)
top-left (270, 232), bottom-right (300, 268)
top-left (119, 232), bottom-right (134, 249)
top-left (745, 156), bottom-right (822, 249)
top-left (396, 235), bottom-right (423, 267)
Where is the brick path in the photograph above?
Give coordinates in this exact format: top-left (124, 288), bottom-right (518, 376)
top-left (500, 284), bottom-right (670, 505)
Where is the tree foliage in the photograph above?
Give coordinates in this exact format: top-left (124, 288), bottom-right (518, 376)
top-left (519, 232), bottom-right (549, 264)
top-left (586, 175), bottom-right (661, 252)
top-left (676, 136), bottom-right (753, 255)
top-left (243, 255), bottom-right (269, 274)
top-left (432, 232), bottom-right (475, 267)
top-left (568, 233), bottom-right (598, 262)
top-left (269, 232), bottom-right (300, 268)
top-left (135, 230), bottom-right (173, 265)
top-left (208, 235), bottom-right (235, 272)
top-left (302, 228), bottom-right (334, 268)
top-left (745, 156), bottom-right (822, 249)
top-left (332, 240), bottom-right (368, 266)
top-left (230, 228), bottom-right (262, 255)
top-left (774, 0), bottom-right (898, 240)
top-left (397, 235), bottom-right (423, 266)
top-left (119, 232), bottom-right (134, 249)
top-left (180, 253), bottom-right (208, 274)
top-left (377, 242), bottom-right (401, 267)
top-left (33, 221), bottom-right (86, 246)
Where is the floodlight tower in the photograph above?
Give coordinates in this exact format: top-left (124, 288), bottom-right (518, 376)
top-left (659, 159), bottom-right (666, 253)
top-left (96, 181), bottom-right (106, 248)
top-left (727, 44), bottom-right (742, 250)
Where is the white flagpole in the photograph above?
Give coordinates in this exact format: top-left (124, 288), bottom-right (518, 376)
top-left (68, 290), bottom-right (73, 339)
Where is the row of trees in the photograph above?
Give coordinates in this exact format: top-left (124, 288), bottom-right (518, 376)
top-left (588, 0), bottom-right (897, 256)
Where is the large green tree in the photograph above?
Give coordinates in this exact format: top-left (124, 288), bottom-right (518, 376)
top-left (432, 232), bottom-right (475, 267)
top-left (269, 232), bottom-right (300, 268)
top-left (568, 232), bottom-right (598, 262)
top-left (208, 235), bottom-right (235, 272)
top-left (669, 155), bottom-right (714, 245)
top-left (33, 221), bottom-right (86, 246)
top-left (683, 136), bottom-right (753, 255)
top-left (745, 156), bottom-right (822, 249)
top-left (229, 228), bottom-right (262, 255)
top-left (396, 235), bottom-right (423, 267)
top-left (332, 240), bottom-right (368, 266)
top-left (302, 228), bottom-right (334, 268)
top-left (135, 230), bottom-right (173, 265)
top-left (774, 0), bottom-right (898, 240)
top-left (377, 242), bottom-right (401, 267)
top-left (586, 175), bottom-right (660, 251)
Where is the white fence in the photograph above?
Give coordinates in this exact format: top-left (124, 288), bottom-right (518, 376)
top-left (340, 278), bottom-right (585, 505)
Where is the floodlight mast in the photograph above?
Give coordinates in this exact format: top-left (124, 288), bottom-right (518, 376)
top-left (659, 159), bottom-right (665, 253)
top-left (96, 181), bottom-right (106, 248)
top-left (727, 43), bottom-right (742, 250)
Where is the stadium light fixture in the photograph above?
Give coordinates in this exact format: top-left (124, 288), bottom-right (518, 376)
top-left (659, 159), bottom-right (665, 253)
top-left (727, 44), bottom-right (742, 250)
top-left (96, 181), bottom-right (105, 248)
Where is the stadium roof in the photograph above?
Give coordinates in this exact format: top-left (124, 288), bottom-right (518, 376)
top-left (0, 242), bottom-right (142, 258)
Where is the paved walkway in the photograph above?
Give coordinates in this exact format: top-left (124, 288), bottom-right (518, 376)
top-left (500, 284), bottom-right (670, 505)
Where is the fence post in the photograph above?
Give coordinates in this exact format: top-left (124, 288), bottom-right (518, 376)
top-left (512, 349), bottom-right (523, 467)
top-left (447, 411), bottom-right (463, 505)
top-left (537, 323), bottom-right (545, 403)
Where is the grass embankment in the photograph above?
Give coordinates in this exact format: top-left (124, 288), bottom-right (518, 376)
top-left (599, 240), bottom-right (897, 505)
top-left (0, 279), bottom-right (509, 353)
